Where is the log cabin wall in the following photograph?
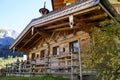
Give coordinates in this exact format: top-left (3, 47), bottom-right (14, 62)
top-left (27, 29), bottom-right (90, 73)
top-left (29, 30), bottom-right (90, 59)
top-left (29, 46), bottom-right (48, 60)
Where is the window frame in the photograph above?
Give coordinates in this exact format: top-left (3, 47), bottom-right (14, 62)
top-left (69, 40), bottom-right (79, 54)
top-left (31, 53), bottom-right (35, 60)
top-left (40, 50), bottom-right (45, 59)
top-left (53, 46), bottom-right (60, 56)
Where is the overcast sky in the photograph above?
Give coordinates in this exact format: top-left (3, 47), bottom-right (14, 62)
top-left (0, 0), bottom-right (52, 33)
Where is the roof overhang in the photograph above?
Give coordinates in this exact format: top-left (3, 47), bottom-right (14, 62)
top-left (10, 0), bottom-right (120, 52)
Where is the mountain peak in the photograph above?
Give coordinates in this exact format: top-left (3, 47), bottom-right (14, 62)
top-left (0, 27), bottom-right (19, 46)
top-left (0, 27), bottom-right (19, 39)
top-left (0, 27), bottom-right (24, 58)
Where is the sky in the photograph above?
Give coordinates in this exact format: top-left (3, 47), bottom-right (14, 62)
top-left (0, 0), bottom-right (52, 33)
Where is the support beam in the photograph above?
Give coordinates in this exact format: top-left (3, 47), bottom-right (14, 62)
top-left (49, 32), bottom-right (55, 42)
top-left (32, 27), bottom-right (34, 35)
top-left (52, 26), bottom-right (80, 31)
top-left (19, 32), bottom-right (39, 50)
top-left (34, 18), bottom-right (68, 28)
top-left (74, 13), bottom-right (107, 27)
top-left (74, 17), bottom-right (88, 27)
top-left (27, 36), bottom-right (42, 49)
top-left (44, 22), bottom-right (69, 30)
top-left (74, 12), bottom-right (107, 22)
top-left (10, 29), bottom-right (31, 50)
top-left (80, 13), bottom-right (107, 21)
top-left (18, 48), bottom-right (30, 53)
top-left (38, 30), bottom-right (50, 37)
top-left (73, 6), bottom-right (101, 16)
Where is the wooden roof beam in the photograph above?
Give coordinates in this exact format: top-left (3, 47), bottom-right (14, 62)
top-left (19, 32), bottom-right (39, 50)
top-left (34, 18), bottom-right (69, 28)
top-left (15, 47), bottom-right (30, 53)
top-left (11, 29), bottom-right (31, 49)
top-left (44, 22), bottom-right (69, 30)
top-left (52, 26), bottom-right (80, 31)
top-left (27, 36), bottom-right (42, 49)
top-left (80, 13), bottom-right (108, 21)
top-left (74, 17), bottom-right (89, 27)
top-left (74, 13), bottom-right (107, 27)
top-left (74, 13), bottom-right (107, 22)
top-left (38, 30), bottom-right (51, 37)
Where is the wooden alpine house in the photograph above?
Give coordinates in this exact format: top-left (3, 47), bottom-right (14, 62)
top-left (9, 0), bottom-right (120, 80)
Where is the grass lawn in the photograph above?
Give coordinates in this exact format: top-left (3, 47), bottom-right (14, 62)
top-left (0, 75), bottom-right (70, 80)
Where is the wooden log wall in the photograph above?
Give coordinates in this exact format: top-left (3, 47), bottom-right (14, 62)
top-left (29, 29), bottom-right (90, 58)
top-left (26, 29), bottom-right (90, 72)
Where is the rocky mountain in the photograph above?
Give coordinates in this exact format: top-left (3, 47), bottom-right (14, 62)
top-left (0, 27), bottom-right (18, 46)
top-left (0, 27), bottom-right (24, 58)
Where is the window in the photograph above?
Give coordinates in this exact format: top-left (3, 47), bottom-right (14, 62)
top-left (36, 54), bottom-right (39, 58)
top-left (40, 50), bottom-right (45, 58)
top-left (62, 48), bottom-right (65, 52)
top-left (31, 53), bottom-right (35, 59)
top-left (53, 46), bottom-right (59, 55)
top-left (70, 41), bottom-right (79, 53)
